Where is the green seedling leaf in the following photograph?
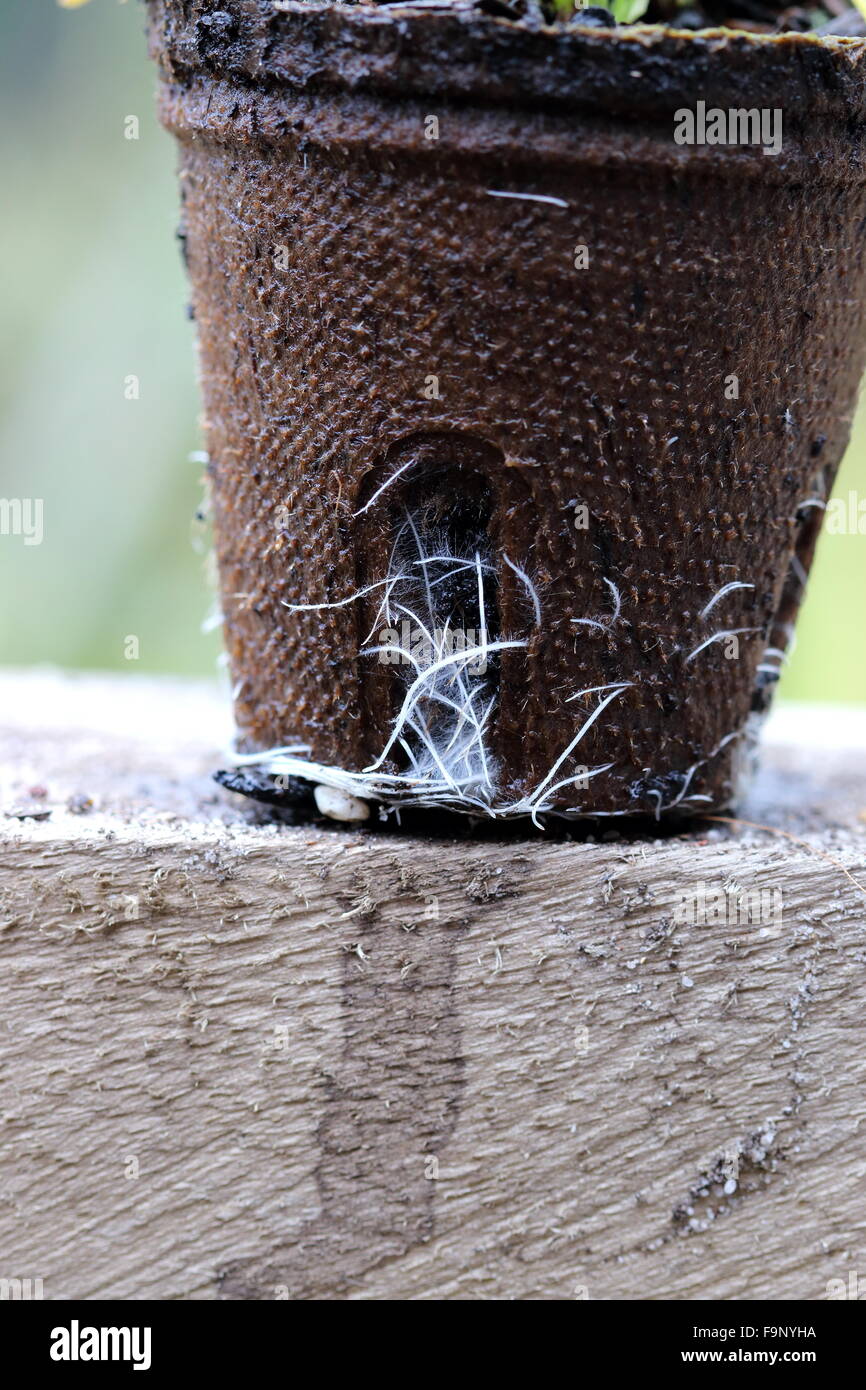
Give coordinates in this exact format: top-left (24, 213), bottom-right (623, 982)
top-left (609, 0), bottom-right (651, 20)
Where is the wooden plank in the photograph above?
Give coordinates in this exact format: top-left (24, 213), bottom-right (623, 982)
top-left (1, 670), bottom-right (865, 1300)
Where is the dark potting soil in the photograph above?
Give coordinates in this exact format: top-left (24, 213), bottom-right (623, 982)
top-left (334, 0), bottom-right (865, 37)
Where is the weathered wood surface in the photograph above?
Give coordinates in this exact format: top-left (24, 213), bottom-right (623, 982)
top-left (1, 669), bottom-right (866, 1301)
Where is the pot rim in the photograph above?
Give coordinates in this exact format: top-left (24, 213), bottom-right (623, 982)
top-left (148, 1), bottom-right (866, 120)
top-left (298, 2), bottom-right (865, 51)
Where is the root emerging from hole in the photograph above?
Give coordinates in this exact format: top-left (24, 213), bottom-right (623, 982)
top-left (232, 505), bottom-right (630, 823)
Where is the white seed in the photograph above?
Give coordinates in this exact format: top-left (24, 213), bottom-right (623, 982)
top-left (313, 784), bottom-right (371, 823)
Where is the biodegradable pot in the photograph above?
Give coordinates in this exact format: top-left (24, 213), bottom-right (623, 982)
top-left (148, 1), bottom-right (866, 817)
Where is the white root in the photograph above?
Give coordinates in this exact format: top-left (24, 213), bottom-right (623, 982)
top-left (699, 580), bottom-right (754, 620)
top-left (503, 554), bottom-right (542, 626)
top-left (685, 628), bottom-right (759, 664)
top-left (231, 518), bottom-right (637, 820)
top-left (485, 189), bottom-right (570, 209)
top-left (231, 526), bottom-right (767, 822)
top-left (352, 456), bottom-right (419, 517)
top-left (572, 576), bottom-right (622, 634)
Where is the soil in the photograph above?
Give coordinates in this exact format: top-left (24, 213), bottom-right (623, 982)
top-left (337, 0), bottom-right (865, 35)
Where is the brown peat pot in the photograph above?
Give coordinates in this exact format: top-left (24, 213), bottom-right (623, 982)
top-left (148, 1), bottom-right (866, 820)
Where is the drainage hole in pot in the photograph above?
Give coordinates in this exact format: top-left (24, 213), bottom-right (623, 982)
top-left (374, 473), bottom-right (501, 799)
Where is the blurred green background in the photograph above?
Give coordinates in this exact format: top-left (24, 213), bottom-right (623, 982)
top-left (1, 0), bottom-right (865, 704)
top-left (0, 0), bottom-right (219, 679)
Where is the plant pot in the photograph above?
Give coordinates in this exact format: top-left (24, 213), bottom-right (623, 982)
top-left (147, 1), bottom-right (866, 820)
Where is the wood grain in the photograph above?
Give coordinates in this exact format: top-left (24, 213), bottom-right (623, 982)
top-left (1, 671), bottom-right (865, 1300)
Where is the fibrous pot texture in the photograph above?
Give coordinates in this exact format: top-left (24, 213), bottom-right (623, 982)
top-left (148, 1), bottom-right (866, 816)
